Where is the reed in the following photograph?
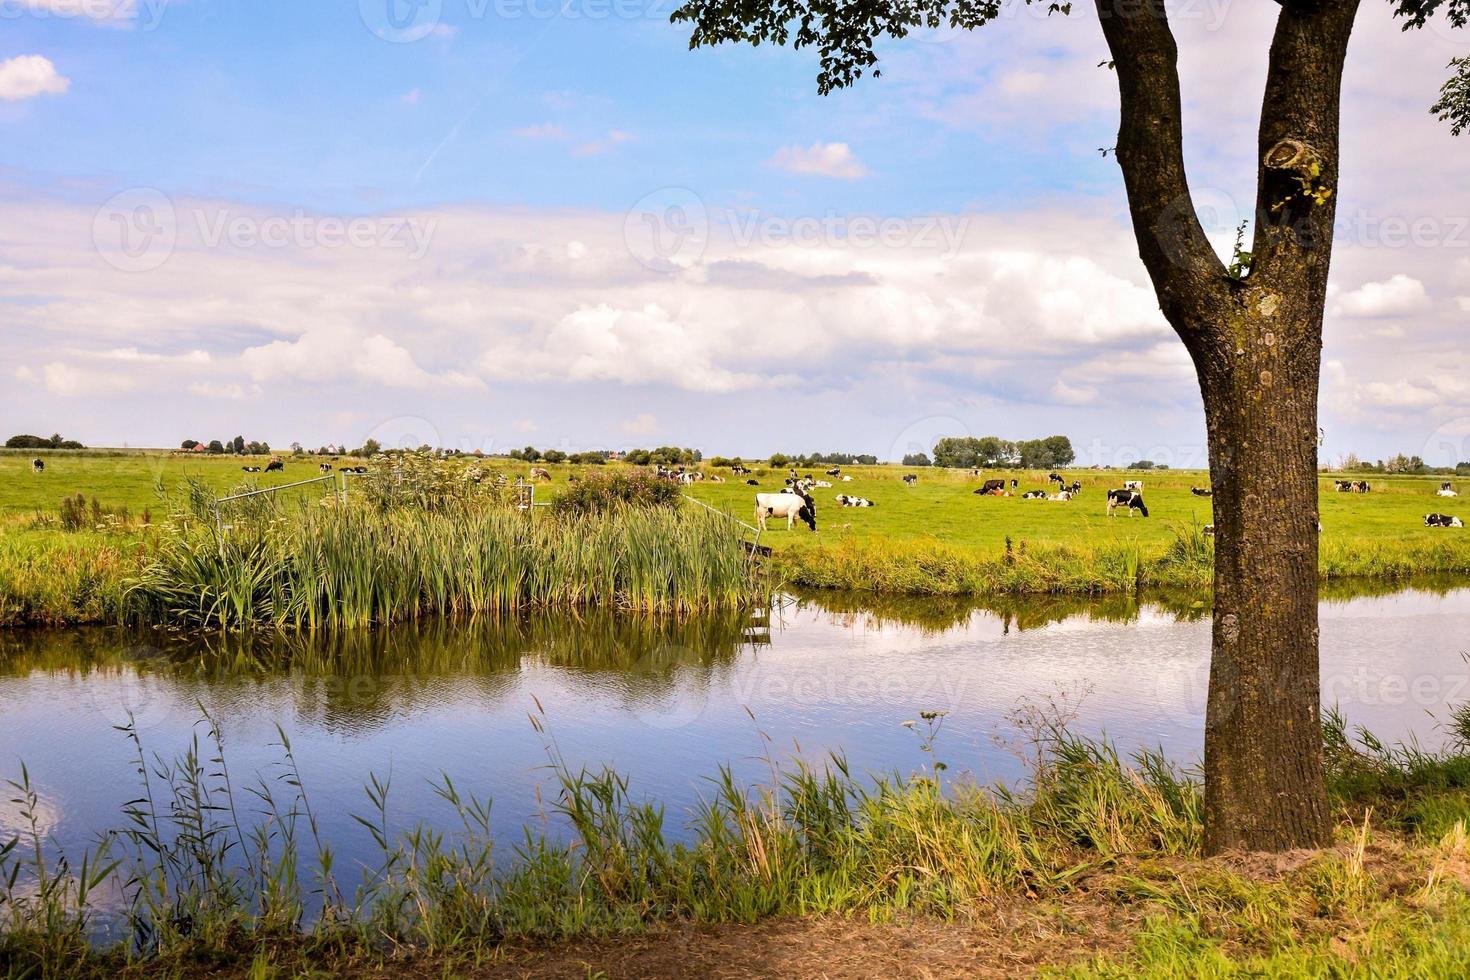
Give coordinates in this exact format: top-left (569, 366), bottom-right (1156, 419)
top-left (125, 501), bottom-right (761, 629)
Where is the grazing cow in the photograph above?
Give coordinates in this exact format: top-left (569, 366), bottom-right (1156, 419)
top-left (978, 479), bottom-right (1007, 495)
top-left (1047, 490), bottom-right (1073, 502)
top-left (31, 458), bottom-right (44, 474)
top-left (731, 465), bottom-right (751, 475)
top-left (1334, 480), bottom-right (1354, 492)
top-left (319, 463), bottom-right (333, 474)
top-left (902, 474), bottom-right (918, 486)
top-left (530, 467), bottom-right (552, 481)
top-left (1123, 480), bottom-right (1144, 492)
top-left (1107, 489), bottom-right (1149, 517)
top-left (1191, 487), bottom-right (1213, 497)
top-left (1047, 472), bottom-right (1064, 485)
top-left (755, 489), bottom-right (816, 531)
top-left (1352, 480), bottom-right (1371, 493)
top-left (1021, 490), bottom-right (1047, 499)
top-left (1425, 513), bottom-right (1465, 528)
top-left (835, 494), bottom-right (875, 507)
top-left (265, 459), bottom-right (284, 473)
top-left (826, 467), bottom-right (842, 477)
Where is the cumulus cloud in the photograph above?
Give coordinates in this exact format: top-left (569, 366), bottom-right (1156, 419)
top-left (1331, 274), bottom-right (1431, 318)
top-left (0, 55), bottom-right (70, 102)
top-left (768, 142), bottom-right (871, 179)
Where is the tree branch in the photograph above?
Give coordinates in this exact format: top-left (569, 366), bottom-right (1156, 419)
top-left (1092, 0), bottom-right (1227, 344)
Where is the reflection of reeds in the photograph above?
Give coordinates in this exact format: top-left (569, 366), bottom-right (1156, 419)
top-left (125, 503), bottom-right (762, 629)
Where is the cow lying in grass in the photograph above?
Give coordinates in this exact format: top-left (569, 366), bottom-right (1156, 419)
top-left (835, 494), bottom-right (875, 507)
top-left (1425, 514), bottom-right (1465, 528)
top-left (755, 490), bottom-right (816, 531)
top-left (1021, 490), bottom-right (1047, 499)
top-left (1191, 486), bottom-right (1213, 497)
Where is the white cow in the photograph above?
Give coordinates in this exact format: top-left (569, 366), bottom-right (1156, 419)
top-left (1124, 480), bottom-right (1144, 491)
top-left (755, 491), bottom-right (817, 531)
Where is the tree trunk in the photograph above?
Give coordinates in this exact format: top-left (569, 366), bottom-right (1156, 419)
top-left (1193, 298), bottom-right (1331, 853)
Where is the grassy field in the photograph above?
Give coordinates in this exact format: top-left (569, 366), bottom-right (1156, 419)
top-left (1, 451), bottom-right (1466, 620)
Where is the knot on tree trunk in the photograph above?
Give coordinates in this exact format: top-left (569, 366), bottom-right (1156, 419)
top-left (1263, 138), bottom-right (1323, 178)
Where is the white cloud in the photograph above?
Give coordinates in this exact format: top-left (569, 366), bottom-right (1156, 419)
top-left (768, 142), bottom-right (871, 179)
top-left (512, 122), bottom-right (566, 140)
top-left (0, 56), bottom-right (70, 102)
top-left (572, 130), bottom-right (633, 157)
top-left (1331, 274), bottom-right (1430, 318)
top-left (620, 413), bottom-right (659, 435)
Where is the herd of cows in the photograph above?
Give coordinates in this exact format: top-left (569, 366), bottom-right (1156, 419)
top-left (18, 456), bottom-right (1466, 531)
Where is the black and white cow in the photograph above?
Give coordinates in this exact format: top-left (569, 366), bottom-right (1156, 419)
top-left (1351, 480), bottom-right (1371, 493)
top-left (1047, 472), bottom-right (1064, 485)
top-left (319, 463), bottom-right (333, 473)
top-left (1107, 489), bottom-right (1149, 517)
top-left (1334, 480), bottom-right (1354, 493)
top-left (1123, 480), bottom-right (1144, 492)
top-left (1437, 482), bottom-right (1458, 498)
top-left (1021, 489), bottom-right (1048, 499)
top-left (1191, 487), bottom-right (1213, 497)
top-left (242, 465), bottom-right (262, 473)
top-left (731, 465), bottom-right (751, 476)
top-left (835, 494), bottom-right (875, 507)
top-left (826, 467), bottom-right (842, 477)
top-left (902, 474), bottom-right (918, 486)
top-left (265, 459), bottom-right (285, 473)
top-left (756, 489), bottom-right (817, 531)
top-left (745, 478), bottom-right (760, 486)
top-left (1424, 513), bottom-right (1465, 528)
top-left (30, 458), bottom-right (44, 474)
top-left (1067, 480), bottom-right (1082, 495)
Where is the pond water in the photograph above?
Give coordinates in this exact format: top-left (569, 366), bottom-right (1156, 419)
top-left (3, 581), bottom-right (1469, 876)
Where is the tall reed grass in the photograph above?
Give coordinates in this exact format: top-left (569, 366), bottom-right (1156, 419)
top-left (126, 502), bottom-right (761, 629)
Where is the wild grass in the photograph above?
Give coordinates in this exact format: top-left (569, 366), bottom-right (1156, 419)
top-left (6, 710), bottom-right (1470, 977)
top-left (125, 501), bottom-right (761, 629)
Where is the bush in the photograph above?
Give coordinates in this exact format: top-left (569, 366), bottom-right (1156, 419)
top-left (551, 471), bottom-right (682, 517)
top-left (5, 433), bottom-right (84, 450)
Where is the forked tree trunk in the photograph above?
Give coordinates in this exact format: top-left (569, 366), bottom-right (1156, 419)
top-left (1194, 301), bottom-right (1330, 852)
top-left (1096, 0), bottom-right (1360, 851)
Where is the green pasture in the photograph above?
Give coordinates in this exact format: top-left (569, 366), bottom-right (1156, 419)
top-left (1, 452), bottom-right (1463, 557)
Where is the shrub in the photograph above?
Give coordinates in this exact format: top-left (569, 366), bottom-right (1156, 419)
top-left (551, 471), bottom-right (682, 517)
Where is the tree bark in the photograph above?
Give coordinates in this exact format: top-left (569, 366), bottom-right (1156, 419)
top-left (1095, 0), bottom-right (1361, 851)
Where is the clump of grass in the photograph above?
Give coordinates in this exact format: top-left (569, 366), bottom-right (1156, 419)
top-left (551, 471), bottom-right (682, 518)
top-left (126, 501), bottom-right (761, 629)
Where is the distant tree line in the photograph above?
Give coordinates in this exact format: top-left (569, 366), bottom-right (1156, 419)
top-left (6, 433), bottom-right (85, 450)
top-left (768, 452), bottom-right (878, 467)
top-left (931, 435), bottom-right (1075, 469)
top-left (902, 452), bottom-right (932, 467)
top-left (182, 436), bottom-right (271, 455)
top-left (1340, 452), bottom-right (1470, 476)
top-left (621, 447), bottom-right (702, 466)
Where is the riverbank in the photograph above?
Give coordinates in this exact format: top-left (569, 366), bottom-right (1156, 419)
top-left (6, 714), bottom-right (1470, 978)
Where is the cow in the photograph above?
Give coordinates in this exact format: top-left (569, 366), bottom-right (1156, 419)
top-left (755, 489), bottom-right (816, 531)
top-left (265, 459), bottom-right (284, 473)
top-left (731, 465), bottom-right (751, 476)
top-left (31, 458), bottom-right (44, 474)
top-left (1011, 478), bottom-right (1020, 490)
top-left (813, 480), bottom-right (833, 488)
top-left (840, 475), bottom-right (854, 482)
top-left (1123, 480), bottom-right (1144, 492)
top-left (1021, 490), bottom-right (1047, 499)
top-left (977, 479), bottom-right (1007, 495)
top-left (1047, 472), bottom-right (1064, 485)
top-left (826, 467), bottom-right (842, 477)
top-left (1425, 514), bottom-right (1465, 528)
top-left (745, 479), bottom-right (759, 486)
top-left (1067, 481), bottom-right (1082, 495)
top-left (1437, 482), bottom-right (1459, 497)
top-left (1203, 524), bottom-right (1215, 537)
top-left (902, 474), bottom-right (918, 486)
top-left (1334, 480), bottom-right (1354, 492)
top-left (242, 465), bottom-right (262, 473)
top-left (530, 467), bottom-right (552, 481)
top-left (1352, 481), bottom-right (1371, 493)
top-left (1191, 487), bottom-right (1213, 497)
top-left (706, 474), bottom-right (725, 484)
top-left (319, 463), bottom-right (333, 474)
top-left (1048, 490), bottom-right (1073, 502)
top-left (835, 494), bottom-right (875, 507)
top-left (1107, 489), bottom-right (1149, 517)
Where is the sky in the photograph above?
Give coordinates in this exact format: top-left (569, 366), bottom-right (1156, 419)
top-left (0, 0), bottom-right (1467, 465)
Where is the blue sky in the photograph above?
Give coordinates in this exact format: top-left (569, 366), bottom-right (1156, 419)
top-left (2, 0), bottom-right (1468, 463)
